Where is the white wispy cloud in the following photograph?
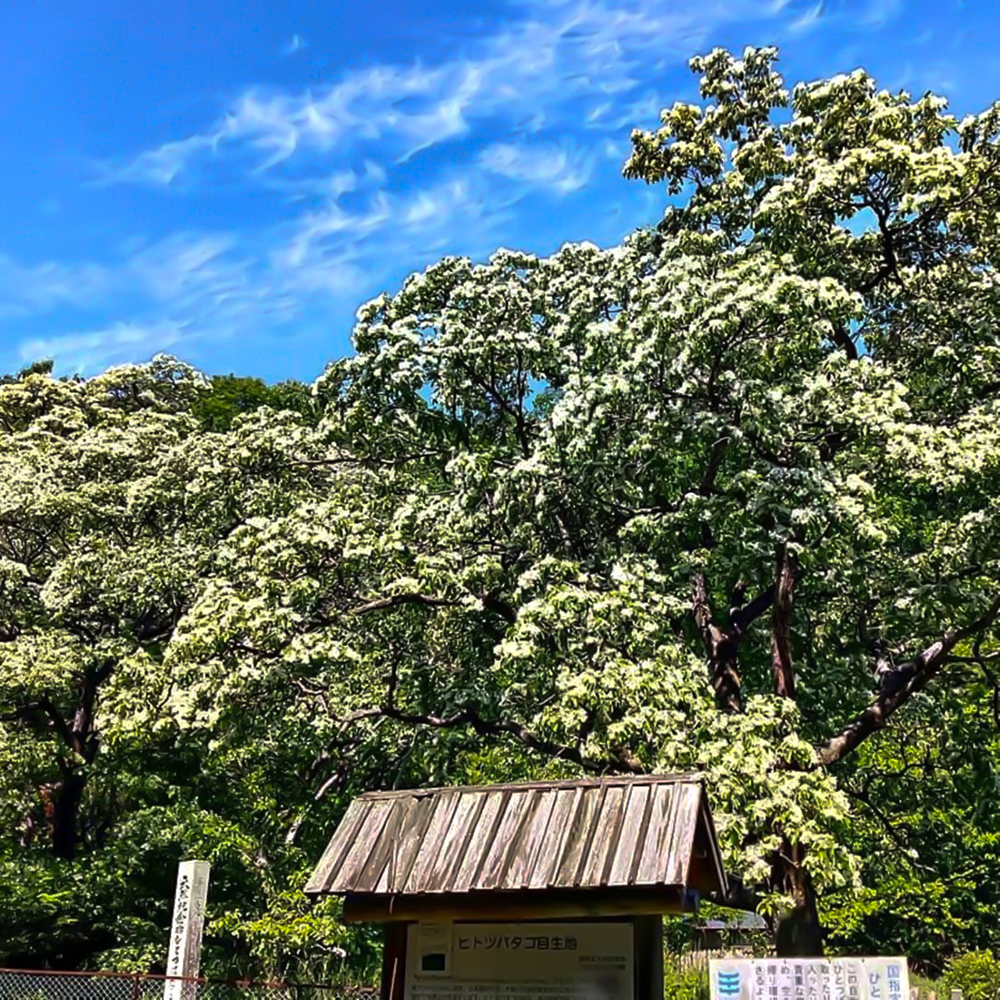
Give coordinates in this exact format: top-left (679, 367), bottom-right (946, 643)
top-left (780, 0), bottom-right (904, 34)
top-left (103, 61), bottom-right (485, 191)
top-left (274, 171), bottom-right (516, 296)
top-left (789, 3), bottom-right (826, 35)
top-left (13, 0), bottom-right (957, 377)
top-left (2, 174), bottom-right (514, 374)
top-left (857, 0), bottom-right (904, 28)
top-left (479, 139), bottom-right (594, 194)
top-left (0, 232), bottom-right (296, 373)
top-left (106, 0), bottom-right (795, 195)
top-left (0, 256), bottom-right (111, 319)
top-left (18, 320), bottom-right (193, 374)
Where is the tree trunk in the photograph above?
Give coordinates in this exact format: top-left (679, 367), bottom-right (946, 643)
top-left (51, 771), bottom-right (86, 861)
top-left (772, 839), bottom-right (823, 956)
top-left (709, 635), bottom-right (743, 714)
top-left (43, 663), bottom-right (108, 861)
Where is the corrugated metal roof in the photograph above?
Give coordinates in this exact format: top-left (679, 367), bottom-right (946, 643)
top-left (304, 773), bottom-right (725, 898)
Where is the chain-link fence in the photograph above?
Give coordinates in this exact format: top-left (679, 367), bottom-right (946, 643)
top-left (0, 970), bottom-right (376, 1000)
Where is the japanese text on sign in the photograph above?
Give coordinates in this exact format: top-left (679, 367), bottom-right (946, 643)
top-left (404, 922), bottom-right (634, 1000)
top-left (457, 935), bottom-right (579, 951)
top-left (710, 958), bottom-right (909, 1000)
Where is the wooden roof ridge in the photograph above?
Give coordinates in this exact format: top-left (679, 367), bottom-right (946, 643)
top-left (351, 771), bottom-right (708, 801)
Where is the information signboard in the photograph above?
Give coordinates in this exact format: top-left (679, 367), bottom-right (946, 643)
top-left (404, 921), bottom-right (635, 1000)
top-left (709, 957), bottom-right (910, 1000)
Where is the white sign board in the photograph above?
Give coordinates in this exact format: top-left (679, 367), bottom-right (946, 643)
top-left (165, 860), bottom-right (211, 1000)
top-left (710, 957), bottom-right (910, 1000)
top-left (405, 922), bottom-right (634, 1000)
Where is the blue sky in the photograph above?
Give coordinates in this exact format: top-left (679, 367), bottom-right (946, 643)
top-left (0, 0), bottom-right (990, 382)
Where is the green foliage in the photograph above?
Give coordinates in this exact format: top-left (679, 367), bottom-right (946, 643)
top-left (823, 688), bottom-right (1000, 971)
top-left (908, 973), bottom-right (939, 1000)
top-left (662, 958), bottom-right (709, 1000)
top-left (1, 359), bottom-right (55, 384)
top-left (944, 952), bottom-right (1000, 1000)
top-left (192, 373), bottom-right (318, 431)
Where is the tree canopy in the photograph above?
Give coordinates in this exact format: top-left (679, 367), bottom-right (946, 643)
top-left (2, 45), bottom-right (1000, 974)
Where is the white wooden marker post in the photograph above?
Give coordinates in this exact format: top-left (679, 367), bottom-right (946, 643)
top-left (165, 860), bottom-right (211, 1000)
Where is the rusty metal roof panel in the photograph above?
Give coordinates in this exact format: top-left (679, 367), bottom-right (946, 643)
top-left (304, 773), bottom-right (724, 897)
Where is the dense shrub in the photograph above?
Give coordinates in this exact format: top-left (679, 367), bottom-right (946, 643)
top-left (663, 958), bottom-right (709, 1000)
top-left (944, 953), bottom-right (1000, 1000)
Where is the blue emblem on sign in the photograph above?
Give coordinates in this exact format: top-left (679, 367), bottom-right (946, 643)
top-left (717, 970), bottom-right (742, 997)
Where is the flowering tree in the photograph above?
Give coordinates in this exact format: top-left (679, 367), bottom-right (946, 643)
top-left (4, 47), bottom-right (1000, 966)
top-left (173, 47), bottom-right (1000, 955)
top-left (0, 358), bottom-right (351, 971)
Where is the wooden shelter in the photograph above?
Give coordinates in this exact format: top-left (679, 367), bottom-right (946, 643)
top-left (305, 774), bottom-right (727, 1000)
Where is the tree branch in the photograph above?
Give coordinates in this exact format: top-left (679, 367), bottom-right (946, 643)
top-left (38, 696), bottom-right (76, 754)
top-left (346, 590), bottom-right (517, 624)
top-left (829, 321), bottom-right (859, 361)
top-left (817, 593), bottom-right (1000, 766)
top-left (480, 592), bottom-right (517, 625)
top-left (292, 450), bottom-right (447, 469)
top-left (731, 583), bottom-right (777, 636)
top-left (347, 593), bottom-right (458, 616)
top-left (0, 701), bottom-right (45, 724)
top-left (284, 746), bottom-right (358, 847)
top-left (770, 545), bottom-right (796, 700)
top-left (347, 701), bottom-right (638, 774)
top-left (693, 571), bottom-right (761, 714)
top-left (338, 659), bottom-right (638, 776)
top-left (842, 784), bottom-right (941, 879)
top-left (700, 436), bottom-right (730, 496)
top-left (692, 571), bottom-right (715, 644)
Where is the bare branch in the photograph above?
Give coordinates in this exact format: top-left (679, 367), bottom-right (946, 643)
top-left (817, 593), bottom-right (1000, 766)
top-left (347, 593), bottom-right (458, 616)
top-left (347, 590), bottom-right (517, 624)
top-left (770, 546), bottom-right (796, 700)
top-left (731, 583), bottom-right (776, 636)
top-left (829, 321), bottom-right (859, 361)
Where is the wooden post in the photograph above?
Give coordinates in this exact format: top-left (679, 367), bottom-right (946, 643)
top-left (633, 915), bottom-right (664, 1000)
top-left (164, 860), bottom-right (210, 1000)
top-left (380, 921), bottom-right (408, 1000)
